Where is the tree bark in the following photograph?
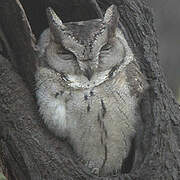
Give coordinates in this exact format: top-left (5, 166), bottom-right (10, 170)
top-left (0, 0), bottom-right (179, 179)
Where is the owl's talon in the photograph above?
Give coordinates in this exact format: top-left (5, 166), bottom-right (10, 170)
top-left (85, 160), bottom-right (93, 168)
top-left (91, 167), bottom-right (100, 175)
top-left (112, 169), bottom-right (119, 176)
top-left (85, 160), bottom-right (100, 175)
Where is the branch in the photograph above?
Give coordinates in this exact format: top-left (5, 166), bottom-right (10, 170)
top-left (0, 0), bottom-right (37, 91)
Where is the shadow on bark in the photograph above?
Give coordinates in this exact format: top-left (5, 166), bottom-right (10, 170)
top-left (0, 0), bottom-right (180, 179)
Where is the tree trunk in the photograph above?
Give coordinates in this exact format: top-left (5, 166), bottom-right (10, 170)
top-left (0, 0), bottom-right (179, 179)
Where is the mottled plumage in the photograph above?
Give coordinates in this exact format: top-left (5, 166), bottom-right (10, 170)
top-left (35, 5), bottom-right (148, 176)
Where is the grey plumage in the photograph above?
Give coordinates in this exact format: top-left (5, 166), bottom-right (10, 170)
top-left (35, 5), bottom-right (148, 176)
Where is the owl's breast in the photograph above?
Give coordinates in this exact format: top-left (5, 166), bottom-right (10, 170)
top-left (36, 64), bottom-right (145, 174)
top-left (64, 69), bottom-right (140, 173)
top-left (66, 69), bottom-right (137, 130)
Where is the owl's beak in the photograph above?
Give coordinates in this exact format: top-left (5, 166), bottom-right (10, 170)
top-left (83, 68), bottom-right (94, 81)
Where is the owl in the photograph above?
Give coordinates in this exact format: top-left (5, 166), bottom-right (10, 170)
top-left (35, 5), bottom-right (148, 176)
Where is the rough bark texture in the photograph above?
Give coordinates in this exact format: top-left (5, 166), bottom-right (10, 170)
top-left (0, 0), bottom-right (179, 179)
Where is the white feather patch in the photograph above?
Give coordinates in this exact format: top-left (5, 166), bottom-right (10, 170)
top-left (36, 87), bottom-right (67, 135)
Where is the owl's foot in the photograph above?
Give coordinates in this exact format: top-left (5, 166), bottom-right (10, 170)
top-left (85, 160), bottom-right (100, 175)
top-left (76, 154), bottom-right (86, 164)
top-left (111, 169), bottom-right (120, 176)
top-left (91, 167), bottom-right (100, 175)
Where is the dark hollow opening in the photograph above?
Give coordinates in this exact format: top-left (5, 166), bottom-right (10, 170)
top-left (121, 137), bottom-right (135, 174)
top-left (19, 0), bottom-right (100, 38)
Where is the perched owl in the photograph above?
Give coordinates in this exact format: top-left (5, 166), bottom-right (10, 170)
top-left (35, 5), bottom-right (148, 176)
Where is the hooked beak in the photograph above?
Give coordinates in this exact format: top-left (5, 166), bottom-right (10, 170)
top-left (83, 67), bottom-right (94, 81)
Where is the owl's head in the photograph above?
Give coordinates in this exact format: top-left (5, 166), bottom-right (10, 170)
top-left (46, 5), bottom-right (125, 81)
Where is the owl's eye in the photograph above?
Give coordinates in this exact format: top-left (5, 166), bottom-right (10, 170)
top-left (99, 43), bottom-right (112, 57)
top-left (57, 48), bottom-right (76, 61)
top-left (101, 43), bottom-right (112, 52)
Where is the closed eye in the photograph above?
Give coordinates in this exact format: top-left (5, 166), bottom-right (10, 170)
top-left (57, 48), bottom-right (76, 61)
top-left (101, 43), bottom-right (112, 52)
top-left (99, 43), bottom-right (112, 58)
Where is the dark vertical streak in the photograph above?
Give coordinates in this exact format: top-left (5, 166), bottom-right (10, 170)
top-left (101, 99), bottom-right (106, 118)
top-left (84, 95), bottom-right (88, 100)
top-left (97, 113), bottom-right (101, 122)
top-left (87, 103), bottom-right (90, 112)
top-left (90, 91), bottom-right (94, 96)
top-left (102, 123), bottom-right (108, 138)
top-left (101, 144), bottom-right (108, 170)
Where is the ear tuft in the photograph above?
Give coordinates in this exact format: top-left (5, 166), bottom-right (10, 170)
top-left (103, 5), bottom-right (119, 36)
top-left (46, 7), bottom-right (65, 29)
top-left (46, 7), bottom-right (66, 40)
